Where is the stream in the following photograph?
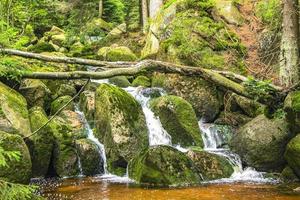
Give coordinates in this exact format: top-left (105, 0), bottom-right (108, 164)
top-left (38, 83), bottom-right (300, 199)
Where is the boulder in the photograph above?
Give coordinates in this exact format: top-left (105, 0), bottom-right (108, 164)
top-left (97, 45), bottom-right (137, 61)
top-left (28, 107), bottom-right (55, 177)
top-left (79, 91), bottom-right (95, 124)
top-left (19, 79), bottom-right (51, 109)
top-left (281, 166), bottom-right (299, 182)
top-left (285, 134), bottom-right (300, 178)
top-left (0, 82), bottom-right (32, 137)
top-left (107, 23), bottom-right (127, 39)
top-left (108, 76), bottom-right (131, 88)
top-left (69, 42), bottom-right (85, 57)
top-left (95, 84), bottom-right (148, 175)
top-left (132, 76), bottom-right (151, 87)
top-left (55, 83), bottom-right (77, 98)
top-left (51, 34), bottom-right (66, 47)
top-left (27, 40), bottom-right (57, 53)
top-left (152, 74), bottom-right (221, 122)
top-left (214, 0), bottom-right (244, 26)
top-left (230, 114), bottom-right (293, 171)
top-left (128, 145), bottom-right (201, 186)
top-left (45, 26), bottom-right (65, 37)
top-left (76, 139), bottom-right (104, 175)
top-left (150, 95), bottom-right (204, 148)
top-left (0, 131), bottom-right (32, 184)
top-left (284, 91), bottom-right (300, 131)
top-left (187, 149), bottom-right (234, 180)
top-left (50, 95), bottom-right (75, 115)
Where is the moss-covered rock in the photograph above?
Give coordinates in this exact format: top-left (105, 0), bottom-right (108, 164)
top-left (215, 111), bottom-right (252, 127)
top-left (55, 84), bottom-right (77, 98)
top-left (108, 76), bottom-right (131, 87)
top-left (45, 26), bottom-right (65, 37)
top-left (19, 79), bottom-right (52, 109)
top-left (75, 139), bottom-right (104, 175)
top-left (132, 76), bottom-right (151, 87)
top-left (0, 82), bottom-right (32, 137)
top-left (0, 131), bottom-right (32, 184)
top-left (281, 166), bottom-right (299, 182)
top-left (28, 107), bottom-right (55, 177)
top-left (128, 145), bottom-right (201, 186)
top-left (187, 149), bottom-right (234, 180)
top-left (150, 95), bottom-right (203, 148)
top-left (230, 114), bottom-right (293, 172)
top-left (57, 110), bottom-right (85, 138)
top-left (284, 91), bottom-right (300, 132)
top-left (285, 134), bottom-right (300, 178)
top-left (95, 84), bottom-right (148, 175)
top-left (50, 95), bottom-right (74, 114)
top-left (79, 91), bottom-right (95, 124)
top-left (51, 34), bottom-right (66, 47)
top-left (27, 41), bottom-right (57, 53)
top-left (214, 0), bottom-right (244, 26)
top-left (69, 42), bottom-right (85, 57)
top-left (152, 73), bottom-right (221, 121)
top-left (97, 45), bottom-right (137, 61)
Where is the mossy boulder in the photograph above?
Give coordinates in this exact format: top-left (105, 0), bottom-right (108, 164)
top-left (28, 40), bottom-right (57, 53)
top-left (95, 84), bottom-right (148, 175)
top-left (230, 114), bottom-right (293, 172)
top-left (284, 91), bottom-right (300, 131)
top-left (0, 82), bottom-right (32, 137)
top-left (285, 134), bottom-right (300, 178)
top-left (132, 76), bottom-right (151, 87)
top-left (19, 79), bottom-right (51, 109)
top-left (214, 0), bottom-right (244, 26)
top-left (45, 26), bottom-right (65, 37)
top-left (50, 95), bottom-right (75, 115)
top-left (108, 76), bottom-right (131, 87)
top-left (76, 139), bottom-right (104, 176)
top-left (152, 73), bottom-right (221, 122)
top-left (79, 91), bottom-right (95, 124)
top-left (0, 131), bottom-right (32, 184)
top-left (150, 95), bottom-right (203, 148)
top-left (128, 145), bottom-right (201, 186)
top-left (28, 107), bottom-right (55, 177)
top-left (57, 110), bottom-right (85, 138)
top-left (187, 149), bottom-right (234, 180)
top-left (281, 166), bottom-right (299, 182)
top-left (215, 111), bottom-right (252, 127)
top-left (55, 83), bottom-right (77, 98)
top-left (97, 45), bottom-right (137, 61)
top-left (69, 42), bottom-right (85, 57)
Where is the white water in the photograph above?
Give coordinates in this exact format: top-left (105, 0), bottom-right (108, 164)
top-left (198, 120), bottom-right (275, 183)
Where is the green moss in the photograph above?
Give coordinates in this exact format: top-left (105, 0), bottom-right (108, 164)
top-left (109, 76), bottom-right (131, 87)
top-left (255, 0), bottom-right (281, 30)
top-left (128, 145), bottom-right (201, 186)
top-left (285, 134), bottom-right (300, 177)
top-left (150, 95), bottom-right (204, 148)
top-left (132, 76), bottom-right (151, 87)
top-left (290, 92), bottom-right (300, 112)
top-left (50, 95), bottom-right (74, 114)
top-left (27, 41), bottom-right (56, 53)
top-left (0, 131), bottom-right (32, 184)
top-left (98, 46), bottom-right (137, 61)
top-left (281, 166), bottom-right (299, 182)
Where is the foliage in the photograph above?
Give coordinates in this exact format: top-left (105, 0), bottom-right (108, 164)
top-left (0, 56), bottom-right (30, 82)
top-left (255, 0), bottom-right (281, 30)
top-left (103, 0), bottom-right (126, 24)
top-left (243, 77), bottom-right (277, 100)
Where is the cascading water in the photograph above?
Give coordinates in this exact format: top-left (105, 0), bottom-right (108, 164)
top-left (198, 120), bottom-right (274, 183)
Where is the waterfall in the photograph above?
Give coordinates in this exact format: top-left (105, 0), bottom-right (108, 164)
top-left (198, 120), bottom-right (273, 183)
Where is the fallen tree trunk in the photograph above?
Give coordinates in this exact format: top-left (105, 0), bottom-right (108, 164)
top-left (21, 60), bottom-right (284, 107)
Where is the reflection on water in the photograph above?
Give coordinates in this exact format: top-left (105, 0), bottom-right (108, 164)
top-left (39, 177), bottom-right (300, 200)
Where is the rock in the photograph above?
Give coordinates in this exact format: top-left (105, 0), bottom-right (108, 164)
top-left (285, 134), bottom-right (300, 178)
top-left (281, 166), bottom-right (299, 182)
top-left (214, 0), bottom-right (244, 26)
top-left (19, 79), bottom-right (51, 109)
top-left (51, 34), bottom-right (66, 47)
top-left (108, 76), bottom-right (131, 87)
top-left (45, 26), bottom-right (65, 37)
top-left (75, 139), bottom-right (104, 175)
top-left (152, 73), bottom-right (221, 122)
top-left (187, 149), bottom-right (234, 180)
top-left (97, 45), bottom-right (137, 61)
top-left (28, 107), bottom-right (55, 177)
top-left (140, 88), bottom-right (162, 98)
top-left (58, 110), bottom-right (85, 138)
top-left (230, 114), bottom-right (293, 171)
top-left (0, 82), bottom-right (32, 137)
top-left (79, 91), bottom-right (95, 124)
top-left (69, 42), bottom-right (85, 57)
top-left (215, 111), bottom-right (252, 127)
top-left (107, 23), bottom-right (127, 39)
top-left (284, 91), bottom-right (300, 131)
top-left (95, 84), bottom-right (148, 175)
top-left (0, 131), bottom-right (32, 184)
top-left (132, 76), bottom-right (151, 87)
top-left (28, 40), bottom-right (57, 53)
top-left (86, 18), bottom-right (112, 32)
top-left (55, 84), bottom-right (77, 98)
top-left (50, 95), bottom-right (75, 115)
top-left (150, 95), bottom-right (204, 148)
top-left (128, 145), bottom-right (201, 186)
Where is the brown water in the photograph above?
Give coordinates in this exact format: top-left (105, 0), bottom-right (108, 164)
top-left (38, 177), bottom-right (300, 200)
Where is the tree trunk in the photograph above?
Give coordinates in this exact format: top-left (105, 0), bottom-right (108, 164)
top-left (149, 0), bottom-right (163, 18)
top-left (99, 0), bottom-right (103, 18)
top-left (280, 0), bottom-right (300, 87)
top-left (141, 0), bottom-right (149, 33)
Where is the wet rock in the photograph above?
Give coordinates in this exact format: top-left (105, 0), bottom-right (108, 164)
top-left (76, 139), bottom-right (104, 175)
top-left (132, 76), bottom-right (151, 87)
top-left (128, 145), bottom-right (201, 186)
top-left (281, 166), bottom-right (299, 182)
top-left (187, 149), bottom-right (234, 180)
top-left (150, 95), bottom-right (203, 148)
top-left (0, 131), bottom-right (32, 184)
top-left (95, 84), bottom-right (148, 175)
top-left (230, 114), bottom-right (293, 172)
top-left (50, 95), bottom-right (75, 115)
top-left (108, 76), bottom-right (131, 88)
top-left (79, 91), bottom-right (95, 124)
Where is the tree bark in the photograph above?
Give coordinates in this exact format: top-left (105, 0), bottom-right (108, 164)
top-left (99, 0), bottom-right (103, 18)
top-left (280, 0), bottom-right (300, 87)
top-left (141, 0), bottom-right (149, 33)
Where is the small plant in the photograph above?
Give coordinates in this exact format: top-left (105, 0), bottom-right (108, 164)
top-left (243, 77), bottom-right (277, 101)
